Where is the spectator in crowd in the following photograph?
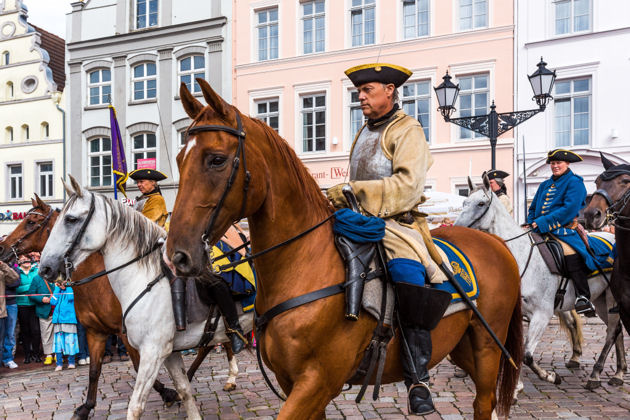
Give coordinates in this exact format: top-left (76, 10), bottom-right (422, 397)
top-left (27, 263), bottom-right (56, 365)
top-left (51, 282), bottom-right (79, 371)
top-left (103, 334), bottom-right (129, 363)
top-left (76, 322), bottom-right (89, 365)
top-left (1, 260), bottom-right (20, 369)
top-left (16, 255), bottom-right (43, 364)
top-left (2, 259), bottom-right (20, 369)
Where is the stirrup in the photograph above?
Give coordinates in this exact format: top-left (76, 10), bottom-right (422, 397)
top-left (226, 327), bottom-right (248, 353)
top-left (408, 382), bottom-right (435, 416)
top-left (575, 297), bottom-right (596, 317)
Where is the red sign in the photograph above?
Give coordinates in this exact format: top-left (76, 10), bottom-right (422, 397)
top-left (137, 158), bottom-right (156, 170)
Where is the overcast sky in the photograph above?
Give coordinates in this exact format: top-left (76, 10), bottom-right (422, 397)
top-left (24, 0), bottom-right (71, 39)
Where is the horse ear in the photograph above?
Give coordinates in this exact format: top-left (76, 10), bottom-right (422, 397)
top-left (179, 82), bottom-right (204, 119)
top-left (197, 78), bottom-right (230, 117)
top-left (68, 174), bottom-right (84, 198)
top-left (482, 173), bottom-right (490, 192)
top-left (31, 196), bottom-right (38, 208)
top-left (467, 176), bottom-right (475, 192)
top-left (61, 178), bottom-right (74, 197)
top-left (33, 193), bottom-right (46, 209)
top-left (600, 152), bottom-right (615, 170)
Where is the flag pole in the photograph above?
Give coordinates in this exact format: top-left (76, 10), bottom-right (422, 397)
top-left (109, 95), bottom-right (118, 200)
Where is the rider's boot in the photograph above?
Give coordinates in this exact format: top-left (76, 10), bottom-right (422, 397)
top-left (171, 277), bottom-right (187, 331)
top-left (566, 254), bottom-right (596, 317)
top-left (395, 282), bottom-right (451, 416)
top-left (206, 277), bottom-right (248, 354)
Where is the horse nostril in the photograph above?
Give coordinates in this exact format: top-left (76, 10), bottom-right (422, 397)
top-left (39, 266), bottom-right (51, 279)
top-left (172, 251), bottom-right (192, 273)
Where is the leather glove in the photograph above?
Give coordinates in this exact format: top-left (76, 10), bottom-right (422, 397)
top-left (326, 183), bottom-right (349, 209)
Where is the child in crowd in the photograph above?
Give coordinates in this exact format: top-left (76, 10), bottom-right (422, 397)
top-left (51, 281), bottom-right (79, 371)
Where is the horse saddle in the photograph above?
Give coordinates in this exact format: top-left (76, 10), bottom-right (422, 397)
top-left (530, 232), bottom-right (567, 276)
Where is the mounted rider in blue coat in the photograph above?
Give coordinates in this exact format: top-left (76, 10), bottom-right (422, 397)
top-left (527, 149), bottom-right (596, 316)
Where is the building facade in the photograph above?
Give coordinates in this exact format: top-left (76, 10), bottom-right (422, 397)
top-left (514, 0), bottom-right (630, 222)
top-left (233, 0), bottom-right (516, 199)
top-left (66, 0), bottom-right (232, 209)
top-left (0, 0), bottom-right (66, 235)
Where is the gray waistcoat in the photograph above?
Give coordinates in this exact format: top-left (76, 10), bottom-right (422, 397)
top-left (349, 123), bottom-right (393, 181)
top-left (134, 195), bottom-right (147, 213)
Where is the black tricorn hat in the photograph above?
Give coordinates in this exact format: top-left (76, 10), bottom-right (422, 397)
top-left (546, 149), bottom-right (583, 163)
top-left (345, 63), bottom-right (412, 88)
top-left (129, 169), bottom-right (167, 181)
top-left (483, 170), bottom-right (509, 180)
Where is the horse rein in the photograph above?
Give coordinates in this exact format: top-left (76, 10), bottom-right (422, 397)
top-left (9, 207), bottom-right (56, 262)
top-left (463, 190), bottom-right (494, 228)
top-left (63, 193), bottom-right (96, 279)
top-left (186, 111), bottom-right (251, 251)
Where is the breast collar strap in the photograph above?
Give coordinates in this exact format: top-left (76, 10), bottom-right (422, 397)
top-left (63, 193), bottom-right (96, 279)
top-left (186, 111), bottom-right (251, 249)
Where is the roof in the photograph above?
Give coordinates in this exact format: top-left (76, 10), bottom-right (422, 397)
top-left (31, 24), bottom-right (66, 92)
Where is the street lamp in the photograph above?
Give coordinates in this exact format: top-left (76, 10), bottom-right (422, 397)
top-left (434, 57), bottom-right (556, 169)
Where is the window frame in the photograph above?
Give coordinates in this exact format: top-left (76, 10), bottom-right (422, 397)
top-left (553, 77), bottom-right (591, 147)
top-left (87, 68), bottom-right (112, 106)
top-left (348, 89), bottom-right (366, 143)
top-left (402, 0), bottom-right (430, 39)
top-left (41, 122), bottom-right (49, 139)
top-left (300, 92), bottom-right (327, 154)
top-left (301, 0), bottom-right (326, 55)
top-left (553, 0), bottom-right (591, 36)
top-left (455, 73), bottom-right (490, 140)
top-left (178, 55), bottom-right (205, 94)
top-left (2, 51), bottom-right (8, 66)
top-left (87, 136), bottom-right (113, 188)
top-left (8, 163), bottom-right (23, 201)
top-left (457, 0), bottom-right (488, 32)
top-left (350, 0), bottom-right (376, 47)
top-left (131, 132), bottom-right (158, 170)
top-left (401, 79), bottom-right (432, 143)
top-left (255, 98), bottom-right (280, 133)
top-left (131, 62), bottom-right (157, 101)
top-left (21, 124), bottom-right (29, 141)
top-left (256, 7), bottom-right (279, 61)
top-left (36, 161), bottom-right (54, 199)
top-left (135, 0), bottom-right (159, 30)
top-left (5, 126), bottom-right (13, 143)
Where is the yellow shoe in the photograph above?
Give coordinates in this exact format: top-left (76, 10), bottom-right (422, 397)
top-left (44, 355), bottom-right (53, 365)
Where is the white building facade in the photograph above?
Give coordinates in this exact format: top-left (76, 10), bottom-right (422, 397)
top-left (66, 0), bottom-right (232, 209)
top-left (514, 0), bottom-right (630, 222)
top-left (0, 0), bottom-right (66, 235)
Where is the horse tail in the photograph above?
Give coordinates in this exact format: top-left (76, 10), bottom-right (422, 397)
top-left (558, 309), bottom-right (584, 349)
top-left (496, 289), bottom-right (523, 416)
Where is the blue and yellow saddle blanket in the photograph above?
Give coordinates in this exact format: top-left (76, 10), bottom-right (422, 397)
top-left (211, 241), bottom-right (256, 313)
top-left (586, 234), bottom-right (615, 277)
top-left (431, 238), bottom-right (479, 304)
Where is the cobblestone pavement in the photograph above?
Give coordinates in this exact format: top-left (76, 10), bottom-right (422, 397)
top-left (1, 317), bottom-right (629, 419)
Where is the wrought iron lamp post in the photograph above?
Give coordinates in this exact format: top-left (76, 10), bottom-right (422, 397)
top-left (434, 58), bottom-right (556, 169)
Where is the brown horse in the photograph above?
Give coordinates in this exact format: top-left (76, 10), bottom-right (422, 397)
top-left (166, 79), bottom-right (523, 419)
top-left (0, 195), bottom-right (236, 420)
top-left (583, 156), bottom-right (630, 337)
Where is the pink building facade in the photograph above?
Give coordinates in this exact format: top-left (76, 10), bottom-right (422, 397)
top-left (233, 0), bottom-right (515, 197)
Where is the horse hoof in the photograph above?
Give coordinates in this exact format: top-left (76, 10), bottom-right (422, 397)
top-left (223, 383), bottom-right (237, 392)
top-left (565, 360), bottom-right (580, 369)
top-left (608, 377), bottom-right (623, 386)
top-left (453, 367), bottom-right (468, 378)
top-left (160, 387), bottom-right (181, 406)
top-left (547, 373), bottom-right (561, 385)
top-left (584, 380), bottom-right (601, 390)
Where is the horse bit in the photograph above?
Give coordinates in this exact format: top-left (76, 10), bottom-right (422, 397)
top-left (592, 186), bottom-right (630, 230)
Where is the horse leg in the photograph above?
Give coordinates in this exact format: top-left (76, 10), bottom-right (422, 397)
top-left (186, 346), bottom-right (211, 381)
top-left (558, 310), bottom-right (582, 368)
top-left (608, 322), bottom-right (626, 386)
top-left (467, 320), bottom-right (503, 420)
top-left (71, 329), bottom-right (107, 420)
top-left (276, 370), bottom-right (339, 420)
top-left (584, 298), bottom-right (621, 390)
top-left (163, 352), bottom-right (202, 420)
top-left (122, 335), bottom-right (180, 406)
top-left (127, 348), bottom-right (167, 420)
top-left (223, 342), bottom-right (238, 391)
top-left (523, 311), bottom-right (561, 384)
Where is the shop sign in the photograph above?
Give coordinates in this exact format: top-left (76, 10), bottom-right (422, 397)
top-left (0, 210), bottom-right (25, 222)
top-left (309, 166), bottom-right (348, 183)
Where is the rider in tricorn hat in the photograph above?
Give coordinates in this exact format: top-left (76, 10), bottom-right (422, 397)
top-left (129, 169), bottom-right (169, 227)
top-left (484, 169), bottom-right (513, 215)
top-left (327, 63), bottom-right (451, 415)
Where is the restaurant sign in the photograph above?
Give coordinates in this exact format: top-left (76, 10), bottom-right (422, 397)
top-left (0, 210), bottom-right (25, 222)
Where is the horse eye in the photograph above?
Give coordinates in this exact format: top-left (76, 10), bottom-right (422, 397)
top-left (477, 202), bottom-right (485, 208)
top-left (26, 220), bottom-right (35, 226)
top-left (206, 155), bottom-right (227, 169)
top-left (65, 215), bottom-right (79, 224)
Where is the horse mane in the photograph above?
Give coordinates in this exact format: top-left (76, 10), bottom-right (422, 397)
top-left (249, 117), bottom-right (332, 216)
top-left (98, 194), bottom-right (166, 269)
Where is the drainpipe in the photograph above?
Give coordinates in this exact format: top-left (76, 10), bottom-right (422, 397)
top-left (53, 93), bottom-right (66, 202)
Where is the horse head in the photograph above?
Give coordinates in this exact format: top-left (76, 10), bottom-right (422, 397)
top-left (39, 175), bottom-right (105, 281)
top-left (0, 193), bottom-right (57, 263)
top-left (168, 79), bottom-right (271, 276)
top-left (583, 154), bottom-right (630, 230)
top-left (454, 176), bottom-right (499, 231)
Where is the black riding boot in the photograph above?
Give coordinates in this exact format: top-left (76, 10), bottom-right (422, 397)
top-left (395, 282), bottom-right (452, 416)
top-left (207, 278), bottom-right (247, 354)
top-left (171, 277), bottom-right (187, 331)
top-left (565, 254), bottom-right (596, 316)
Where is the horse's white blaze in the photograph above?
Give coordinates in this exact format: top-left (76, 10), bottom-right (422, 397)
top-left (184, 137), bottom-right (197, 160)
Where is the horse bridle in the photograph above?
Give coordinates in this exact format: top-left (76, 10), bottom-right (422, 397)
top-left (464, 190), bottom-right (494, 228)
top-left (9, 207), bottom-right (56, 262)
top-left (186, 111), bottom-right (251, 250)
top-left (63, 193), bottom-right (96, 279)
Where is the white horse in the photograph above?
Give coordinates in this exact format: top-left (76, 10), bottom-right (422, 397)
top-left (39, 176), bottom-right (252, 419)
top-left (455, 178), bottom-right (626, 390)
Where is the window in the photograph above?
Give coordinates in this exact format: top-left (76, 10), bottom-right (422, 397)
top-left (7, 81), bottom-right (13, 98)
top-left (88, 69), bottom-right (111, 105)
top-left (132, 63), bottom-right (157, 100)
top-left (21, 124), bottom-right (29, 141)
top-left (457, 74), bottom-right (488, 139)
top-left (555, 0), bottom-right (590, 35)
top-left (37, 162), bottom-right (54, 198)
top-left (402, 81), bottom-right (431, 141)
top-left (455, 184), bottom-right (470, 197)
top-left (255, 98), bottom-right (279, 132)
top-left (179, 55), bottom-right (205, 94)
top-left (302, 0), bottom-right (325, 54)
top-left (459, 0), bottom-right (487, 31)
top-left (349, 90), bottom-right (366, 139)
top-left (2, 51), bottom-right (8, 66)
top-left (178, 131), bottom-right (187, 151)
top-left (301, 94), bottom-right (326, 153)
top-left (8, 164), bottom-right (23, 200)
top-left (88, 137), bottom-right (112, 187)
top-left (41, 122), bottom-right (49, 139)
top-left (257, 8), bottom-right (279, 61)
top-left (136, 0), bottom-right (158, 29)
top-left (554, 78), bottom-right (591, 147)
top-left (403, 0), bottom-right (429, 39)
top-left (5, 126), bottom-right (13, 143)
top-left (351, 0), bottom-right (375, 46)
top-left (132, 133), bottom-right (157, 169)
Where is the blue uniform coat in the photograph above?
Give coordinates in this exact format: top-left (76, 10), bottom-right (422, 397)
top-left (527, 169), bottom-right (598, 271)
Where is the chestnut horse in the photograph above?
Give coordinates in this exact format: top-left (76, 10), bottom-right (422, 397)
top-left (166, 79), bottom-right (523, 419)
top-left (583, 155), bottom-right (630, 337)
top-left (0, 195), bottom-right (237, 420)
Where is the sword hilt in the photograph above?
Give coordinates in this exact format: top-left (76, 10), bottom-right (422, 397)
top-left (342, 185), bottom-right (360, 212)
